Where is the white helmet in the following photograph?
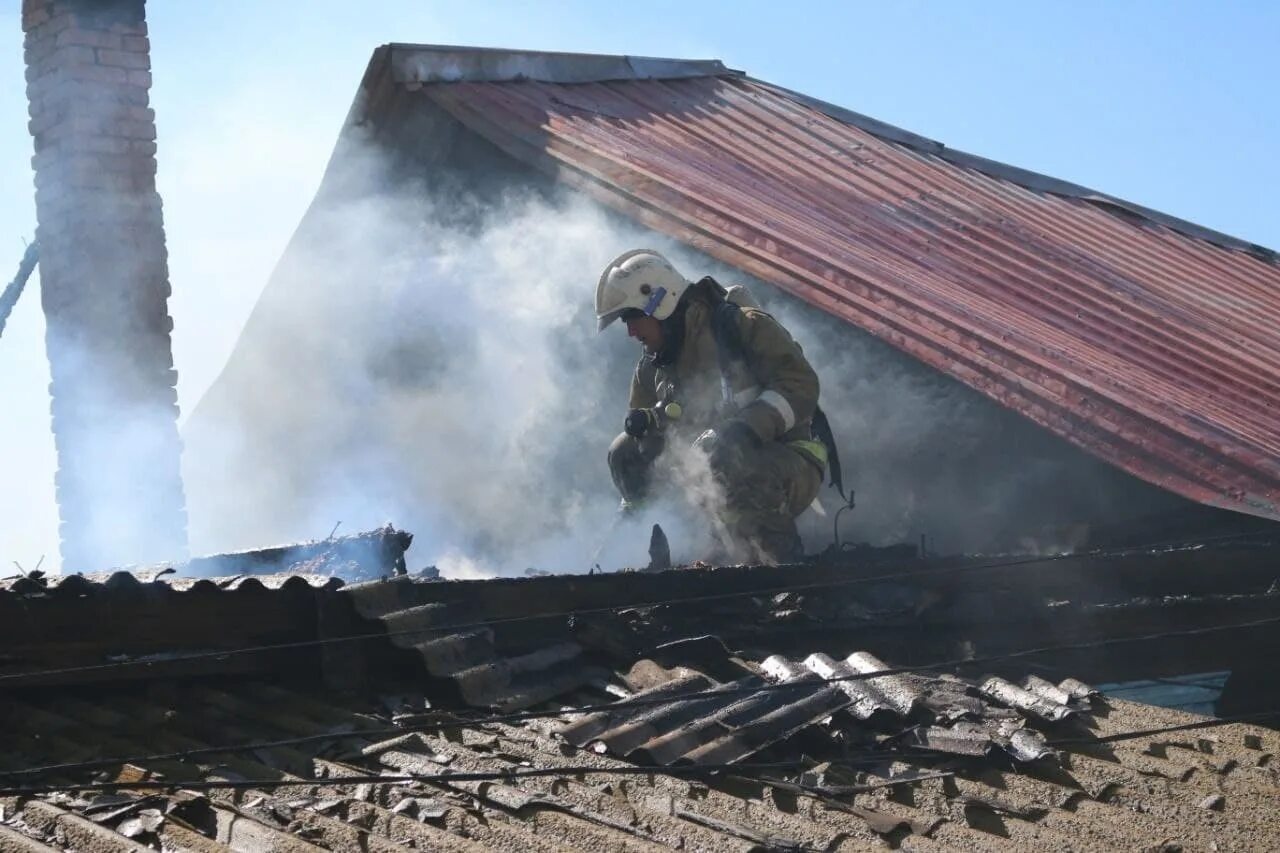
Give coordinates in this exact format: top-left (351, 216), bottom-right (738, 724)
top-left (595, 249), bottom-right (690, 332)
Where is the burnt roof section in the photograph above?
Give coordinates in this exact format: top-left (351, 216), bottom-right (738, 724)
top-left (336, 539), bottom-right (1280, 691)
top-left (0, 525), bottom-right (413, 600)
top-left (0, 527), bottom-right (414, 689)
top-left (0, 569), bottom-right (344, 598)
top-left (3, 678), bottom-right (1280, 849)
top-left (341, 44), bottom-right (1280, 523)
top-left (7, 536), bottom-right (1280, 694)
top-left (2, 534), bottom-right (1280, 847)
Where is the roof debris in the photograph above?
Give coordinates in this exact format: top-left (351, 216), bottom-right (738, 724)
top-left (0, 526), bottom-right (1278, 848)
top-left (561, 650), bottom-right (1084, 766)
top-left (1, 679), bottom-right (1277, 851)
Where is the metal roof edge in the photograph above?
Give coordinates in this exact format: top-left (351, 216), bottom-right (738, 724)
top-left (751, 79), bottom-right (1278, 265)
top-left (384, 42), bottom-right (741, 85)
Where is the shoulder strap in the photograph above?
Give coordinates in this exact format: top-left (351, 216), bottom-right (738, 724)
top-left (709, 301), bottom-right (745, 407)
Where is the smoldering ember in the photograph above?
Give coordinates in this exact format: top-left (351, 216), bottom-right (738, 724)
top-left (3, 2), bottom-right (1280, 850)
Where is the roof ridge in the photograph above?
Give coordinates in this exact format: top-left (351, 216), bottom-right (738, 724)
top-left (385, 42), bottom-right (741, 87)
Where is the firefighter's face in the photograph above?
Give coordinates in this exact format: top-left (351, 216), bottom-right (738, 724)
top-left (624, 314), bottom-right (664, 354)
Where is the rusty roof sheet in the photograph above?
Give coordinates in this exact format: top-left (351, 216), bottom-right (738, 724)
top-left (361, 45), bottom-right (1280, 521)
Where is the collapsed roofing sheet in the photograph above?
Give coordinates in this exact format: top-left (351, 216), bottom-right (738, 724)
top-left (366, 45), bottom-right (1280, 520)
top-left (560, 651), bottom-right (1081, 766)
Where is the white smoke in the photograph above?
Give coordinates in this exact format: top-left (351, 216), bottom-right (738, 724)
top-left (183, 137), bottom-right (1192, 575)
top-left (184, 172), bottom-right (735, 575)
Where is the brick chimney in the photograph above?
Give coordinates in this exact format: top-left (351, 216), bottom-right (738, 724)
top-left (22, 0), bottom-right (187, 570)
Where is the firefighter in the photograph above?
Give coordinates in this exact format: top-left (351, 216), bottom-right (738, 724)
top-left (596, 249), bottom-right (829, 563)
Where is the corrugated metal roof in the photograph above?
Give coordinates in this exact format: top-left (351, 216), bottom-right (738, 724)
top-left (361, 45), bottom-right (1280, 521)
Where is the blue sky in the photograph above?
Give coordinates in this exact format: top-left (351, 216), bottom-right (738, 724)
top-left (0, 1), bottom-right (1276, 569)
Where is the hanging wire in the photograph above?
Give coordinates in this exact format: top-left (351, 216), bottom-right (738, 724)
top-left (831, 488), bottom-right (857, 550)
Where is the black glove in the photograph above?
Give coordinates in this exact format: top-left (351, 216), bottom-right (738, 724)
top-left (624, 408), bottom-right (658, 439)
top-left (693, 420), bottom-right (760, 474)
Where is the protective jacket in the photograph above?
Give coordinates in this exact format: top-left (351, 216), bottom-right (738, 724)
top-left (627, 285), bottom-right (825, 468)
